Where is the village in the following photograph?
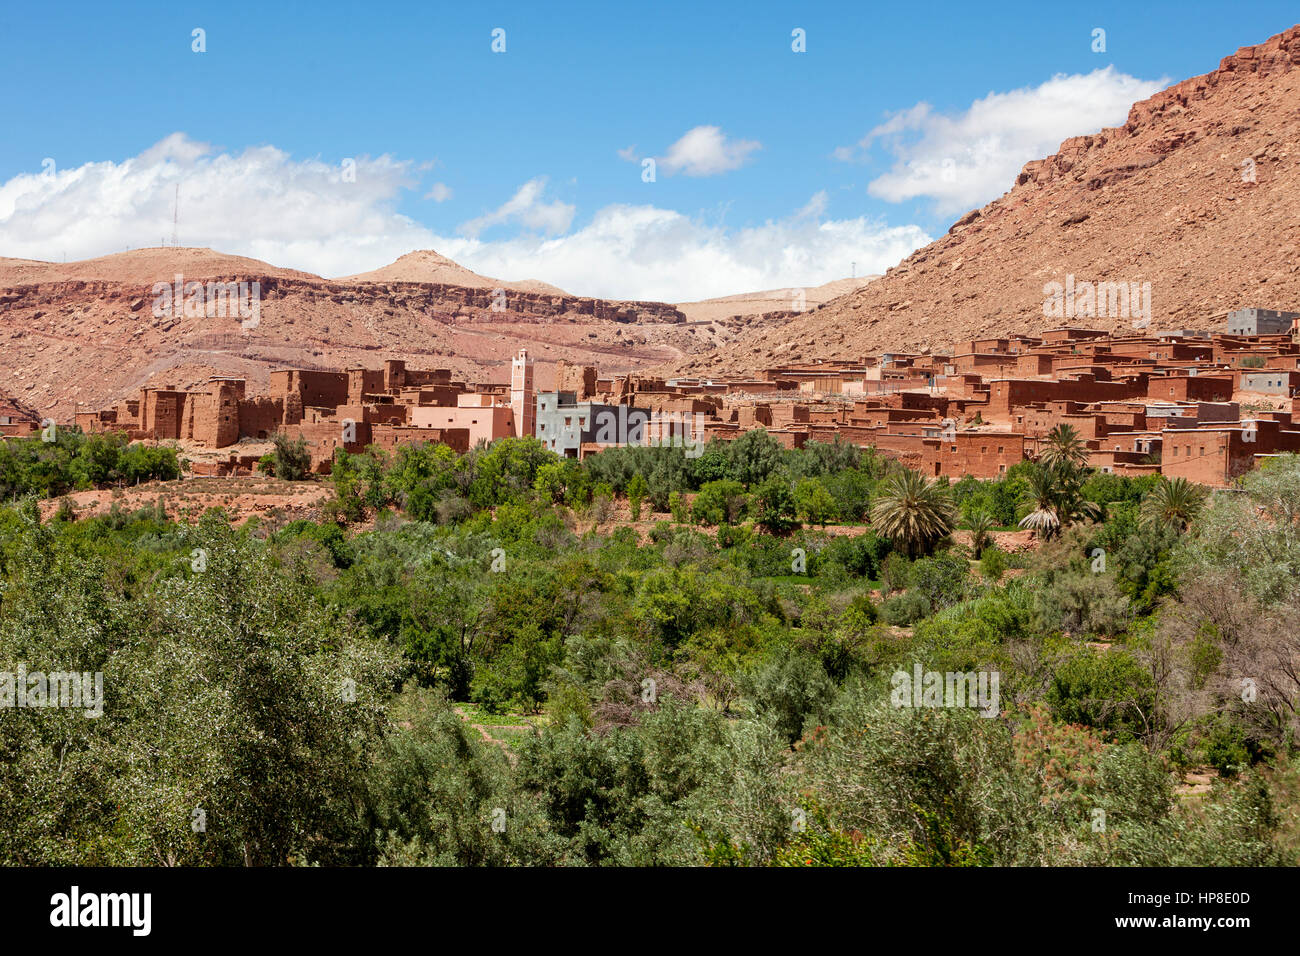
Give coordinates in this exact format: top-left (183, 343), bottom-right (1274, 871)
top-left (4, 306), bottom-right (1298, 489)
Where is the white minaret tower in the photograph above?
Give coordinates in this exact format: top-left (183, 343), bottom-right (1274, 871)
top-left (510, 348), bottom-right (534, 438)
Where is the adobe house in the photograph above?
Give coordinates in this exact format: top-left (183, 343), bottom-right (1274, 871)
top-left (1144, 373), bottom-right (1234, 403)
top-left (919, 431), bottom-right (1025, 479)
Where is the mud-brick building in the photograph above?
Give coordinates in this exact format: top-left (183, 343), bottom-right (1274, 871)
top-left (925, 431), bottom-right (1025, 479)
top-left (77, 354), bottom-right (531, 471)
top-left (1161, 415), bottom-right (1300, 486)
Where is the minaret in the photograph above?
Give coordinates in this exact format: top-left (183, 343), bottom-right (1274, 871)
top-left (510, 348), bottom-right (534, 437)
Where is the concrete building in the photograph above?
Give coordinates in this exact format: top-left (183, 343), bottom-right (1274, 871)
top-left (535, 392), bottom-right (643, 458)
top-left (1239, 370), bottom-right (1300, 396)
top-left (1226, 308), bottom-right (1299, 336)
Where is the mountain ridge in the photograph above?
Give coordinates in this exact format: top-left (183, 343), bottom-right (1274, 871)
top-left (671, 24), bottom-right (1300, 375)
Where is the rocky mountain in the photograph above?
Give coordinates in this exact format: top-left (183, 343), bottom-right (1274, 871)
top-left (674, 25), bottom-right (1300, 375)
top-left (0, 248), bottom-right (712, 419)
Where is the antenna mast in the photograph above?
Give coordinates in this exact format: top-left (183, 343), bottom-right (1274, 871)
top-left (171, 184), bottom-right (179, 247)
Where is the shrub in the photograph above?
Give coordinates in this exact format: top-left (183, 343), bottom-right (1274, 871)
top-left (907, 553), bottom-right (971, 613)
top-left (691, 480), bottom-right (748, 526)
top-left (628, 473), bottom-right (647, 521)
top-left (879, 591), bottom-right (931, 626)
top-left (979, 546), bottom-right (1009, 581)
top-left (1045, 649), bottom-right (1156, 740)
top-left (880, 552), bottom-right (911, 594)
top-left (738, 646), bottom-right (836, 744)
top-left (270, 432), bottom-right (313, 481)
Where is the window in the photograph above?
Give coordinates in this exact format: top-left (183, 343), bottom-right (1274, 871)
top-left (564, 417), bottom-right (571, 426)
top-left (997, 446), bottom-right (1004, 454)
top-left (1199, 446), bottom-right (1205, 456)
top-left (999, 464), bottom-right (1006, 473)
top-left (981, 446), bottom-right (987, 454)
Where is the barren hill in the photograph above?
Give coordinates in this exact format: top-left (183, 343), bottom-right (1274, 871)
top-left (0, 246), bottom-right (723, 419)
top-left (0, 247), bottom-right (321, 287)
top-left (342, 249), bottom-right (571, 296)
top-left (674, 25), bottom-right (1300, 376)
top-left (675, 276), bottom-right (878, 323)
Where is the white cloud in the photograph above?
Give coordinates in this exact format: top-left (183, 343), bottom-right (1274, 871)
top-left (0, 132), bottom-right (428, 278)
top-left (0, 133), bottom-right (930, 301)
top-left (658, 125), bottom-right (761, 177)
top-left (458, 176), bottom-right (574, 237)
top-left (444, 202), bottom-right (927, 301)
top-left (616, 145), bottom-right (639, 162)
top-left (838, 67), bottom-right (1167, 216)
top-left (424, 182), bottom-right (452, 202)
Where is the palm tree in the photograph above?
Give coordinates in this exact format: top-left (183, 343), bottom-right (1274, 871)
top-left (1019, 466), bottom-right (1063, 538)
top-left (965, 510), bottom-right (997, 559)
top-left (1038, 423), bottom-right (1090, 472)
top-left (1018, 464), bottom-right (1100, 539)
top-left (871, 468), bottom-right (957, 557)
top-left (1140, 476), bottom-right (1208, 532)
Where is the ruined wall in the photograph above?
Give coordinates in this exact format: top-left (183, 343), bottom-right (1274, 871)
top-left (141, 389), bottom-right (186, 440)
top-left (238, 396), bottom-right (285, 440)
top-left (270, 369), bottom-right (349, 409)
top-left (369, 424), bottom-right (470, 456)
top-left (347, 368), bottom-right (386, 405)
top-left (403, 368), bottom-right (454, 387)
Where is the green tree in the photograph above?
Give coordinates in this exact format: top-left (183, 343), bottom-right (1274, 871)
top-left (627, 473), bottom-right (647, 521)
top-left (690, 479), bottom-right (748, 526)
top-left (753, 477), bottom-right (798, 534)
top-left (794, 477), bottom-right (837, 527)
top-left (965, 510), bottom-right (996, 559)
top-left (1140, 476), bottom-right (1208, 532)
top-left (870, 469), bottom-right (956, 558)
top-left (270, 432), bottom-right (313, 481)
top-left (1038, 423), bottom-right (1090, 472)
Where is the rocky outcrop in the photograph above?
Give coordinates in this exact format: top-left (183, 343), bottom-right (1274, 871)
top-left (674, 25), bottom-right (1300, 376)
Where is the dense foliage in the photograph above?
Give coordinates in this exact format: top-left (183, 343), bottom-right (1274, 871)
top-left (1, 431), bottom-right (1296, 866)
top-left (0, 429), bottom-right (181, 500)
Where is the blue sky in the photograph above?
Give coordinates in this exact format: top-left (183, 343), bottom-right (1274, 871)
top-left (0, 0), bottom-right (1296, 299)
